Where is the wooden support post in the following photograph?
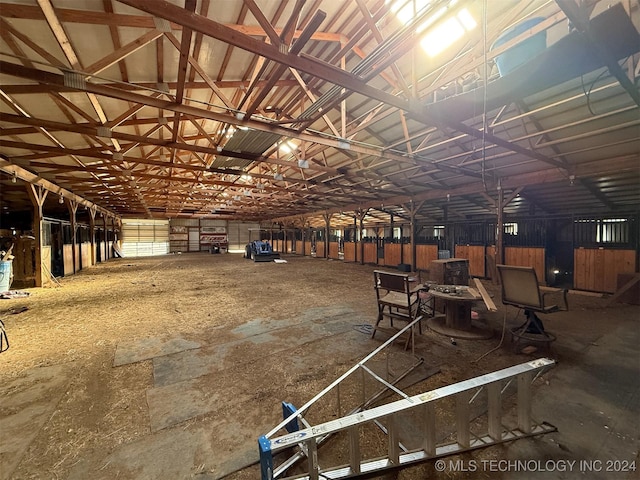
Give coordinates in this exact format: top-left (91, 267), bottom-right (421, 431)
top-left (102, 214), bottom-right (108, 259)
top-left (67, 199), bottom-right (78, 273)
top-left (496, 186), bottom-right (505, 276)
top-left (26, 184), bottom-right (48, 287)
top-left (323, 212), bottom-right (332, 259)
top-left (404, 200), bottom-right (423, 272)
top-left (357, 209), bottom-right (367, 265)
top-left (89, 206), bottom-right (96, 266)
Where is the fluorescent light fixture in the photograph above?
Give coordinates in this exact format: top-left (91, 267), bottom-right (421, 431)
top-left (274, 172), bottom-right (284, 181)
top-left (298, 159), bottom-right (309, 169)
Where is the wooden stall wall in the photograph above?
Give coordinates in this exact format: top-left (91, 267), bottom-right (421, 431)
top-left (574, 248), bottom-right (636, 293)
top-left (504, 247), bottom-right (545, 284)
top-left (304, 241), bottom-right (312, 256)
top-left (75, 244), bottom-right (81, 270)
top-left (12, 237), bottom-right (36, 288)
top-left (328, 242), bottom-right (340, 259)
top-left (363, 243), bottom-right (377, 264)
top-left (402, 243), bottom-right (412, 266)
top-left (286, 239), bottom-right (294, 253)
top-left (383, 244), bottom-right (401, 267)
top-left (63, 244), bottom-right (74, 276)
top-left (315, 241), bottom-right (326, 258)
top-left (455, 245), bottom-right (486, 277)
top-left (81, 241), bottom-right (91, 270)
top-left (344, 242), bottom-right (356, 262)
top-left (41, 245), bottom-right (51, 287)
top-left (415, 244), bottom-right (438, 271)
top-left (485, 246), bottom-right (496, 280)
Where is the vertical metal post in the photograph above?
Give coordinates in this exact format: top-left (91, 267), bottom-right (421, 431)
top-left (456, 390), bottom-right (471, 448)
top-left (388, 415), bottom-right (400, 464)
top-left (307, 438), bottom-right (319, 480)
top-left (361, 366), bottom-right (366, 405)
top-left (488, 382), bottom-right (502, 441)
top-left (518, 372), bottom-right (533, 433)
top-left (423, 402), bottom-right (436, 456)
top-left (349, 426), bottom-right (361, 474)
top-left (258, 436), bottom-right (273, 480)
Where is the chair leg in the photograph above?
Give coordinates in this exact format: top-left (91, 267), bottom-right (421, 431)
top-left (372, 305), bottom-right (384, 339)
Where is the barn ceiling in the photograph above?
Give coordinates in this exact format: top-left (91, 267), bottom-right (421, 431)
top-left (0, 0), bottom-right (639, 228)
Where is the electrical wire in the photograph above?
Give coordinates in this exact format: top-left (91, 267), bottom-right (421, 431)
top-left (473, 308), bottom-right (520, 363)
top-left (581, 56), bottom-right (630, 116)
top-left (481, 0), bottom-right (488, 192)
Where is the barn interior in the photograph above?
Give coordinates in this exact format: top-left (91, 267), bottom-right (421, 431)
top-left (0, 0), bottom-right (639, 479)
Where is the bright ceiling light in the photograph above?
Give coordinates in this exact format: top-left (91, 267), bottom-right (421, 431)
top-left (457, 8), bottom-right (477, 30)
top-left (387, 0), bottom-right (477, 58)
top-left (420, 9), bottom-right (476, 57)
top-left (421, 17), bottom-right (464, 56)
top-left (388, 0), bottom-right (431, 24)
top-left (279, 140), bottom-right (297, 154)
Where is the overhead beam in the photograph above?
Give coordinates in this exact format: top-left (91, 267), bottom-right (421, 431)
top-left (116, 0), bottom-right (570, 173)
top-left (0, 156), bottom-right (118, 218)
top-left (555, 0), bottom-right (640, 107)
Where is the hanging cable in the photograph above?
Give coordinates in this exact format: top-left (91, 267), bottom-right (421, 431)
top-left (481, 0), bottom-right (488, 192)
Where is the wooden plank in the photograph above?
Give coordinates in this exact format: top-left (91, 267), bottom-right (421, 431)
top-left (505, 247), bottom-right (545, 283)
top-left (315, 241), bottom-right (326, 258)
top-left (402, 243), bottom-right (412, 266)
top-left (343, 242), bottom-right (356, 262)
top-left (363, 243), bottom-right (377, 264)
top-left (607, 274), bottom-right (640, 305)
top-left (473, 278), bottom-right (498, 311)
top-left (415, 244), bottom-right (438, 270)
top-left (455, 245), bottom-right (485, 277)
top-left (384, 244), bottom-right (401, 267)
top-left (328, 242), bottom-right (340, 259)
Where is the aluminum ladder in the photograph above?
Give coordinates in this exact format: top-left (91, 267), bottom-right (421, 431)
top-left (259, 318), bottom-right (556, 479)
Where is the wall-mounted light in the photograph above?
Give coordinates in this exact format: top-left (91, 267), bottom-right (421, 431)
top-left (59, 195), bottom-right (64, 204)
top-left (11, 172), bottom-right (17, 183)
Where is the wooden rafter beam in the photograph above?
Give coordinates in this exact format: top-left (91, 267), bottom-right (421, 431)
top-left (112, 0), bottom-right (563, 173)
top-left (243, 8), bottom-right (325, 120)
top-left (0, 3), bottom-right (345, 42)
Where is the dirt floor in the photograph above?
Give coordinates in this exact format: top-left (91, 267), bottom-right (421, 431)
top-left (0, 252), bottom-right (638, 480)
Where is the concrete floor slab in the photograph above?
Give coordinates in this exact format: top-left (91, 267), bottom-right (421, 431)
top-left (113, 337), bottom-right (202, 367)
top-left (152, 307), bottom-right (368, 388)
top-left (502, 314), bottom-right (640, 479)
top-left (0, 364), bottom-right (70, 480)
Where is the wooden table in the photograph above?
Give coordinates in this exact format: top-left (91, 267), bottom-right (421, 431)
top-left (425, 286), bottom-right (493, 339)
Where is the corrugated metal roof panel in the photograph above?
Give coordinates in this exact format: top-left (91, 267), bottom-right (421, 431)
top-left (210, 129), bottom-right (282, 169)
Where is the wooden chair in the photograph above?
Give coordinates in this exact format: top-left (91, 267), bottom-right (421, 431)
top-left (496, 264), bottom-right (568, 351)
top-left (372, 270), bottom-right (422, 349)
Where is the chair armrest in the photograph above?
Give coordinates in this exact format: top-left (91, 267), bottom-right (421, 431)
top-left (540, 286), bottom-right (569, 311)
